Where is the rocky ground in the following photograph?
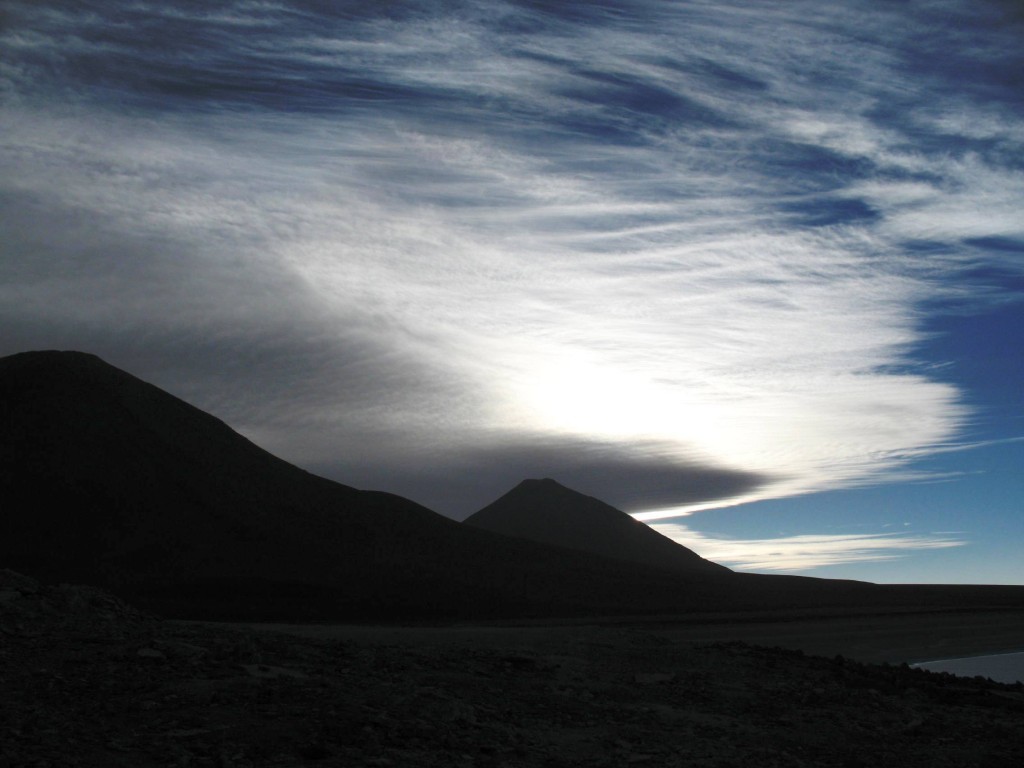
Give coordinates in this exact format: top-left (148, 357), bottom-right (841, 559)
top-left (2, 570), bottom-right (1023, 767)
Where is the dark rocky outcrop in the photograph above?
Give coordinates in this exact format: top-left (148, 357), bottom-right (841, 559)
top-left (0, 568), bottom-right (155, 639)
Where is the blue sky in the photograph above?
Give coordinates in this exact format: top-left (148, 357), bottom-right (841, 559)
top-left (1, 0), bottom-right (1021, 582)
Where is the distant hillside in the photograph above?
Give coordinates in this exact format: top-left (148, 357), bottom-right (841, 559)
top-left (466, 478), bottom-right (729, 575)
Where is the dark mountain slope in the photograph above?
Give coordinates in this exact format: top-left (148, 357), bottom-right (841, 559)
top-left (2, 351), bottom-right (387, 577)
top-left (0, 351), bottom-right (748, 620)
top-left (465, 478), bottom-right (729, 575)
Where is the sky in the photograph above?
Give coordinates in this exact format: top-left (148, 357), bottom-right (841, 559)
top-left (1, 0), bottom-right (1022, 583)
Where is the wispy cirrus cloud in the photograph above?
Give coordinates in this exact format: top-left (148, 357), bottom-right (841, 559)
top-left (1, 0), bottom-right (1021, 519)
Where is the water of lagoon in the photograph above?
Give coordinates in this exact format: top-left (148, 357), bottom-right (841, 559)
top-left (912, 651), bottom-right (1024, 684)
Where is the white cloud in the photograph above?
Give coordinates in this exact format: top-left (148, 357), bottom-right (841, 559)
top-left (1, 0), bottom-right (1021, 516)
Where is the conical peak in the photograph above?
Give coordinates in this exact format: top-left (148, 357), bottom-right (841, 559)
top-left (515, 477), bottom-right (567, 491)
top-left (466, 477), bottom-right (730, 575)
top-left (0, 349), bottom-right (107, 372)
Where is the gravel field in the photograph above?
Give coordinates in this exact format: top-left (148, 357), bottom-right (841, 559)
top-left (3, 572), bottom-right (1024, 768)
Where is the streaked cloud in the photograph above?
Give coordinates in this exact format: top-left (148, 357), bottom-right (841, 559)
top-left (1, 0), bottom-right (1021, 523)
top-left (650, 522), bottom-right (967, 573)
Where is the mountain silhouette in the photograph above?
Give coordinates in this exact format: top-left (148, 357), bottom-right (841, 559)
top-left (466, 478), bottom-right (729, 575)
top-left (0, 350), bottom-right (745, 620)
top-left (3, 350), bottom-right (1023, 621)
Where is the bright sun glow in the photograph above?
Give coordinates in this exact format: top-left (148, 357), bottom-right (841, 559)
top-left (518, 352), bottom-right (734, 455)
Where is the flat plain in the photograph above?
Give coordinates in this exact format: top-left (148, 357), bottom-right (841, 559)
top-left (224, 607), bottom-right (1024, 665)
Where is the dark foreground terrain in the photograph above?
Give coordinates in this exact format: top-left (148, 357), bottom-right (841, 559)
top-left (3, 572), bottom-right (1023, 768)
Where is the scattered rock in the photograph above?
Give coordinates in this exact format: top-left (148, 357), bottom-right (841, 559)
top-left (633, 672), bottom-right (674, 684)
top-left (154, 639), bottom-right (209, 661)
top-left (240, 663), bottom-right (308, 680)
